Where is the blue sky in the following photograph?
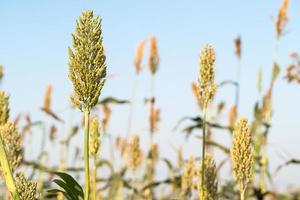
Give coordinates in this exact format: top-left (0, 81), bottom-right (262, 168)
top-left (1, 0), bottom-right (300, 190)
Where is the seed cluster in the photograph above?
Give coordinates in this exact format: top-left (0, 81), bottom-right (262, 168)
top-left (231, 119), bottom-right (254, 193)
top-left (68, 10), bottom-right (107, 111)
top-left (197, 154), bottom-right (218, 200)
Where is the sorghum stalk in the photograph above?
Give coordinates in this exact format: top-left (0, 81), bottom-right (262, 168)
top-left (200, 106), bottom-right (206, 200)
top-left (148, 36), bottom-right (159, 145)
top-left (126, 40), bottom-right (145, 138)
top-left (90, 117), bottom-right (100, 200)
top-left (197, 44), bottom-right (217, 200)
top-left (0, 135), bottom-right (20, 200)
top-left (92, 154), bottom-right (97, 200)
top-left (84, 108), bottom-right (90, 200)
top-left (126, 73), bottom-right (138, 139)
top-left (68, 10), bottom-right (107, 200)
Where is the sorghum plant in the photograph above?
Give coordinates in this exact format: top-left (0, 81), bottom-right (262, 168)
top-left (68, 10), bottom-right (107, 200)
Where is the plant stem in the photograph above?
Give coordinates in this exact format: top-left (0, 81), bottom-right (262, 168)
top-left (0, 135), bottom-right (20, 200)
top-left (240, 186), bottom-right (246, 200)
top-left (235, 59), bottom-right (241, 114)
top-left (126, 73), bottom-right (138, 139)
top-left (84, 108), bottom-right (90, 200)
top-left (200, 106), bottom-right (207, 200)
top-left (92, 154), bottom-right (98, 200)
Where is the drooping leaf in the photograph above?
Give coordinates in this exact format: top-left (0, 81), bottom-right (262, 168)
top-left (47, 171), bottom-right (84, 200)
top-left (98, 97), bottom-right (130, 105)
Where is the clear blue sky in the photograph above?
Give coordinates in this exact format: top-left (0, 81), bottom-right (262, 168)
top-left (1, 0), bottom-right (300, 190)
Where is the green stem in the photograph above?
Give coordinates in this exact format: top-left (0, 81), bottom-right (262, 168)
top-left (200, 106), bottom-right (207, 200)
top-left (126, 73), bottom-right (138, 139)
top-left (84, 108), bottom-right (90, 200)
top-left (92, 154), bottom-right (97, 200)
top-left (0, 135), bottom-right (20, 200)
top-left (235, 59), bottom-right (241, 114)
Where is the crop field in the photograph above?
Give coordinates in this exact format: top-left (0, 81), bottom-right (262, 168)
top-left (0, 0), bottom-right (300, 200)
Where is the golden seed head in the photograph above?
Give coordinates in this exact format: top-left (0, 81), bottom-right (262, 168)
top-left (68, 10), bottom-right (107, 111)
top-left (231, 118), bottom-right (254, 190)
top-left (15, 173), bottom-right (37, 200)
top-left (197, 154), bottom-right (218, 200)
top-left (149, 104), bottom-right (160, 134)
top-left (49, 125), bottom-right (57, 142)
top-left (285, 54), bottom-right (300, 84)
top-left (0, 65), bottom-right (3, 81)
top-left (275, 0), bottom-right (289, 39)
top-left (115, 136), bottom-right (128, 159)
top-left (134, 40), bottom-right (145, 74)
top-left (217, 101), bottom-right (225, 115)
top-left (42, 84), bottom-right (52, 111)
top-left (177, 146), bottom-right (184, 169)
top-left (129, 134), bottom-right (143, 171)
top-left (149, 36), bottom-right (159, 75)
top-left (0, 122), bottom-right (23, 172)
top-left (0, 91), bottom-right (9, 125)
top-left (89, 117), bottom-right (100, 156)
top-left (228, 105), bottom-right (237, 128)
top-left (191, 82), bottom-right (202, 108)
top-left (199, 44), bottom-right (215, 86)
top-left (181, 157), bottom-right (195, 196)
top-left (149, 143), bottom-right (159, 164)
top-left (234, 36), bottom-right (242, 60)
top-left (197, 44), bottom-right (217, 108)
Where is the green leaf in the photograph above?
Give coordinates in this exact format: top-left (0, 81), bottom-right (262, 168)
top-left (98, 96), bottom-right (130, 105)
top-left (272, 62), bottom-right (281, 83)
top-left (47, 172), bottom-right (84, 200)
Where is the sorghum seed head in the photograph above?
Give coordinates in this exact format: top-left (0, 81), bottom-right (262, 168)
top-left (129, 134), bottom-right (143, 171)
top-left (234, 36), bottom-right (241, 60)
top-left (197, 44), bottom-right (217, 108)
top-left (149, 105), bottom-right (160, 134)
top-left (0, 91), bottom-right (9, 126)
top-left (89, 117), bottom-right (100, 156)
top-left (231, 118), bottom-right (254, 190)
top-left (68, 10), bottom-right (107, 111)
top-left (134, 40), bottom-right (145, 74)
top-left (199, 44), bottom-right (215, 87)
top-left (197, 154), bottom-right (218, 200)
top-left (42, 85), bottom-right (52, 111)
top-left (149, 143), bottom-right (159, 164)
top-left (228, 105), bottom-right (237, 128)
top-left (0, 65), bottom-right (3, 81)
top-left (275, 0), bottom-right (289, 39)
top-left (15, 173), bottom-right (37, 200)
top-left (149, 36), bottom-right (159, 75)
top-left (0, 122), bottom-right (23, 172)
top-left (181, 157), bottom-right (195, 196)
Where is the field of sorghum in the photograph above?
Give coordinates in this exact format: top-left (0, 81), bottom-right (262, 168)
top-left (0, 0), bottom-right (300, 199)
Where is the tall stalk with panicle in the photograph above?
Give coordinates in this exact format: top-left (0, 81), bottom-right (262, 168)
top-left (68, 10), bottom-right (107, 200)
top-left (126, 40), bottom-right (145, 139)
top-left (257, 0), bottom-right (289, 192)
top-left (228, 36), bottom-right (242, 128)
top-left (148, 36), bottom-right (160, 144)
top-left (0, 91), bottom-right (21, 200)
top-left (197, 44), bottom-right (217, 200)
